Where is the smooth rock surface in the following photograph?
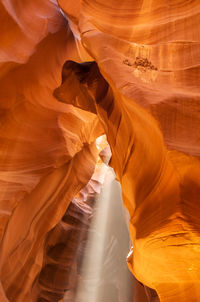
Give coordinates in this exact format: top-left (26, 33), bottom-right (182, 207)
top-left (0, 1), bottom-right (200, 301)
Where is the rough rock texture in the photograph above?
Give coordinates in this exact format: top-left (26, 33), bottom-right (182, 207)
top-left (0, 0), bottom-right (200, 302)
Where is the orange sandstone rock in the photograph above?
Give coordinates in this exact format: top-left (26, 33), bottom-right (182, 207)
top-left (0, 1), bottom-right (200, 302)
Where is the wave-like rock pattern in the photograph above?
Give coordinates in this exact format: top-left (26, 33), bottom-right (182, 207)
top-left (60, 1), bottom-right (200, 300)
top-left (63, 60), bottom-right (200, 301)
top-left (0, 0), bottom-right (200, 301)
top-left (0, 2), bottom-right (102, 301)
top-left (34, 161), bottom-right (107, 302)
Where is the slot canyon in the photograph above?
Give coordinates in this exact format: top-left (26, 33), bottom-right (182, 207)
top-left (0, 0), bottom-right (200, 301)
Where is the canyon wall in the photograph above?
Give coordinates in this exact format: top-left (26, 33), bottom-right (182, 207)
top-left (0, 1), bottom-right (200, 301)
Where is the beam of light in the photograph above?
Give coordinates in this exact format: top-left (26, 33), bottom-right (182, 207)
top-left (75, 166), bottom-right (133, 302)
top-left (75, 165), bottom-right (112, 302)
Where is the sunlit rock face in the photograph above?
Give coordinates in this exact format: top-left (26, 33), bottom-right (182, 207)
top-left (0, 0), bottom-right (200, 302)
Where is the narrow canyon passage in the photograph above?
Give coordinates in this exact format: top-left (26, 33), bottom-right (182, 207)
top-left (54, 59), bottom-right (200, 302)
top-left (0, 1), bottom-right (200, 301)
top-left (75, 166), bottom-right (133, 302)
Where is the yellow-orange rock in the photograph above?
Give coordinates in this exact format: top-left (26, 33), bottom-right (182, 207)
top-left (0, 1), bottom-right (200, 302)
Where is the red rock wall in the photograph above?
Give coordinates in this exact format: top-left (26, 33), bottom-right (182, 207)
top-left (0, 1), bottom-right (200, 301)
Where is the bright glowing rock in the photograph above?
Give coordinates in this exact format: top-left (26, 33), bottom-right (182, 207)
top-left (0, 1), bottom-right (200, 301)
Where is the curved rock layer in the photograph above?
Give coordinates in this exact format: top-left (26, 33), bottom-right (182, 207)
top-left (0, 0), bottom-right (200, 302)
top-left (34, 157), bottom-right (109, 302)
top-left (0, 1), bottom-right (102, 301)
top-left (55, 60), bottom-right (200, 302)
top-left (56, 0), bottom-right (200, 300)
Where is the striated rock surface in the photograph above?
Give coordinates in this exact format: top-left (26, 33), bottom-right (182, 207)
top-left (0, 0), bottom-right (200, 301)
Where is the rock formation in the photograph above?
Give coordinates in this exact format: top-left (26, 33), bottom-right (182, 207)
top-left (0, 0), bottom-right (200, 301)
